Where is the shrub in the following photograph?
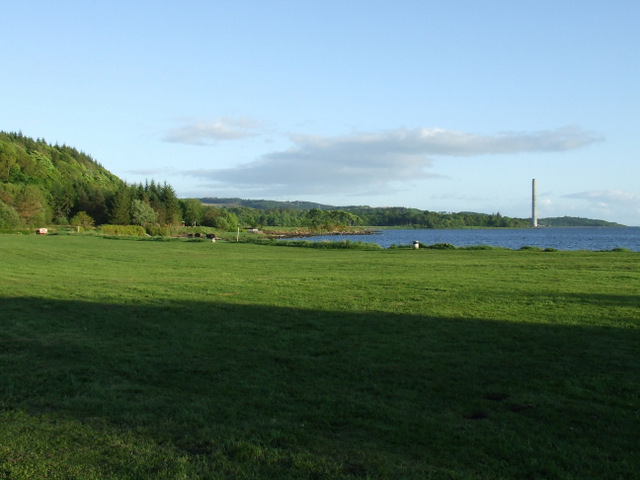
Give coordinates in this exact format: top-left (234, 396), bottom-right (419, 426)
top-left (99, 225), bottom-right (147, 236)
top-left (146, 225), bottom-right (171, 237)
top-left (0, 200), bottom-right (21, 229)
top-left (519, 245), bottom-right (543, 252)
top-left (278, 239), bottom-right (382, 250)
top-left (70, 211), bottom-right (95, 229)
top-left (463, 245), bottom-right (500, 251)
top-left (426, 243), bottom-right (457, 250)
top-left (388, 244), bottom-right (411, 250)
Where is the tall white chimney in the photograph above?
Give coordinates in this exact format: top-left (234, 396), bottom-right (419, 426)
top-left (531, 179), bottom-right (538, 227)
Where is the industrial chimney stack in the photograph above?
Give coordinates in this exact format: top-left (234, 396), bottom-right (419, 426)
top-left (531, 179), bottom-right (538, 227)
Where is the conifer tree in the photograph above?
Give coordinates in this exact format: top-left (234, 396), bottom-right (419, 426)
top-left (109, 186), bottom-right (132, 225)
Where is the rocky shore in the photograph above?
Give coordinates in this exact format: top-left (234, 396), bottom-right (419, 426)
top-left (262, 229), bottom-right (377, 239)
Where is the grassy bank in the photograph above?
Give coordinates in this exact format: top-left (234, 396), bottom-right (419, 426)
top-left (0, 235), bottom-right (638, 479)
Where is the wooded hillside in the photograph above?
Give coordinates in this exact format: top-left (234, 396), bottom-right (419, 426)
top-left (0, 132), bottom-right (187, 230)
top-left (0, 131), bottom-right (123, 227)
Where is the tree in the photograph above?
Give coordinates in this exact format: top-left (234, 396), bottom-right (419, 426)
top-left (181, 198), bottom-right (204, 226)
top-left (201, 206), bottom-right (219, 227)
top-left (222, 211), bottom-right (238, 232)
top-left (49, 180), bottom-right (76, 223)
top-left (132, 199), bottom-right (158, 226)
top-left (159, 182), bottom-right (181, 225)
top-left (213, 211), bottom-right (238, 232)
top-left (15, 185), bottom-right (50, 226)
top-left (306, 208), bottom-right (324, 230)
top-left (70, 211), bottom-right (95, 229)
top-left (0, 141), bottom-right (19, 182)
top-left (73, 184), bottom-right (108, 225)
top-left (329, 210), bottom-right (362, 227)
top-left (109, 187), bottom-right (132, 225)
top-left (0, 200), bottom-right (21, 228)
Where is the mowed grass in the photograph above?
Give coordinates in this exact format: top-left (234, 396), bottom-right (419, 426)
top-left (0, 235), bottom-right (638, 479)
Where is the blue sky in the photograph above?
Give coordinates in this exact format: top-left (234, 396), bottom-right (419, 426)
top-left (2, 1), bottom-right (639, 225)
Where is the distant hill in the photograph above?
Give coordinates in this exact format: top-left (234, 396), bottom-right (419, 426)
top-left (539, 216), bottom-right (624, 227)
top-left (201, 197), bottom-right (626, 228)
top-left (200, 197), bottom-right (334, 211)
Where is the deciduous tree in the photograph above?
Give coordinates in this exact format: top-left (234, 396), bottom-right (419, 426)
top-left (132, 199), bottom-right (158, 226)
top-left (70, 211), bottom-right (95, 229)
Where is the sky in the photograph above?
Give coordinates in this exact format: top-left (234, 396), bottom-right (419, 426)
top-left (2, 1), bottom-right (639, 225)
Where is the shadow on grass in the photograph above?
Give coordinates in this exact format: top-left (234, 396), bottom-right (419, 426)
top-left (1, 296), bottom-right (639, 478)
top-left (564, 292), bottom-right (640, 308)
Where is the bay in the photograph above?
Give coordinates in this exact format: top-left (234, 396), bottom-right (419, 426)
top-left (282, 227), bottom-right (640, 251)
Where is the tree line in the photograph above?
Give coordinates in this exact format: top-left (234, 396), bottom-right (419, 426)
top-left (0, 132), bottom-right (240, 231)
top-left (205, 201), bottom-right (530, 229)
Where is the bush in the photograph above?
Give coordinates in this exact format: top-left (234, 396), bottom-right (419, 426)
top-left (0, 200), bottom-right (21, 229)
top-left (99, 225), bottom-right (147, 236)
top-left (426, 243), bottom-right (457, 250)
top-left (70, 211), bottom-right (95, 229)
top-left (146, 225), bottom-right (171, 237)
top-left (462, 245), bottom-right (500, 251)
top-left (519, 245), bottom-right (543, 252)
top-left (278, 239), bottom-right (382, 250)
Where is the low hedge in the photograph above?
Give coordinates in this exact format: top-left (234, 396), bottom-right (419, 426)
top-left (99, 225), bottom-right (147, 236)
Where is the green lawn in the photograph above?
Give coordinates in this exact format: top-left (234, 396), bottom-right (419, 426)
top-left (1, 234), bottom-right (639, 479)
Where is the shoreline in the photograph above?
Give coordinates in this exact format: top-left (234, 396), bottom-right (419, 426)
top-left (262, 228), bottom-right (378, 239)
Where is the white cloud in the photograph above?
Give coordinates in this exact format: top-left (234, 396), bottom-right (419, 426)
top-left (564, 190), bottom-right (640, 204)
top-left (430, 192), bottom-right (480, 201)
top-left (179, 126), bottom-right (602, 197)
top-left (163, 117), bottom-right (262, 145)
top-left (126, 168), bottom-right (168, 176)
top-left (561, 190), bottom-right (640, 225)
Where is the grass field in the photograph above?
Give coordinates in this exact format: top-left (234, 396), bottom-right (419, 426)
top-left (1, 234), bottom-right (639, 479)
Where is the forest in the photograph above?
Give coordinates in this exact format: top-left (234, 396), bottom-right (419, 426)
top-left (0, 131), bottom-right (622, 232)
top-left (0, 131), bottom-right (234, 232)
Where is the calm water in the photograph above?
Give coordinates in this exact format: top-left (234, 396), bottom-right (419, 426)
top-left (283, 227), bottom-right (640, 251)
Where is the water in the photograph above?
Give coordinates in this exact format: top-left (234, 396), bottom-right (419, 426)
top-left (282, 227), bottom-right (640, 251)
